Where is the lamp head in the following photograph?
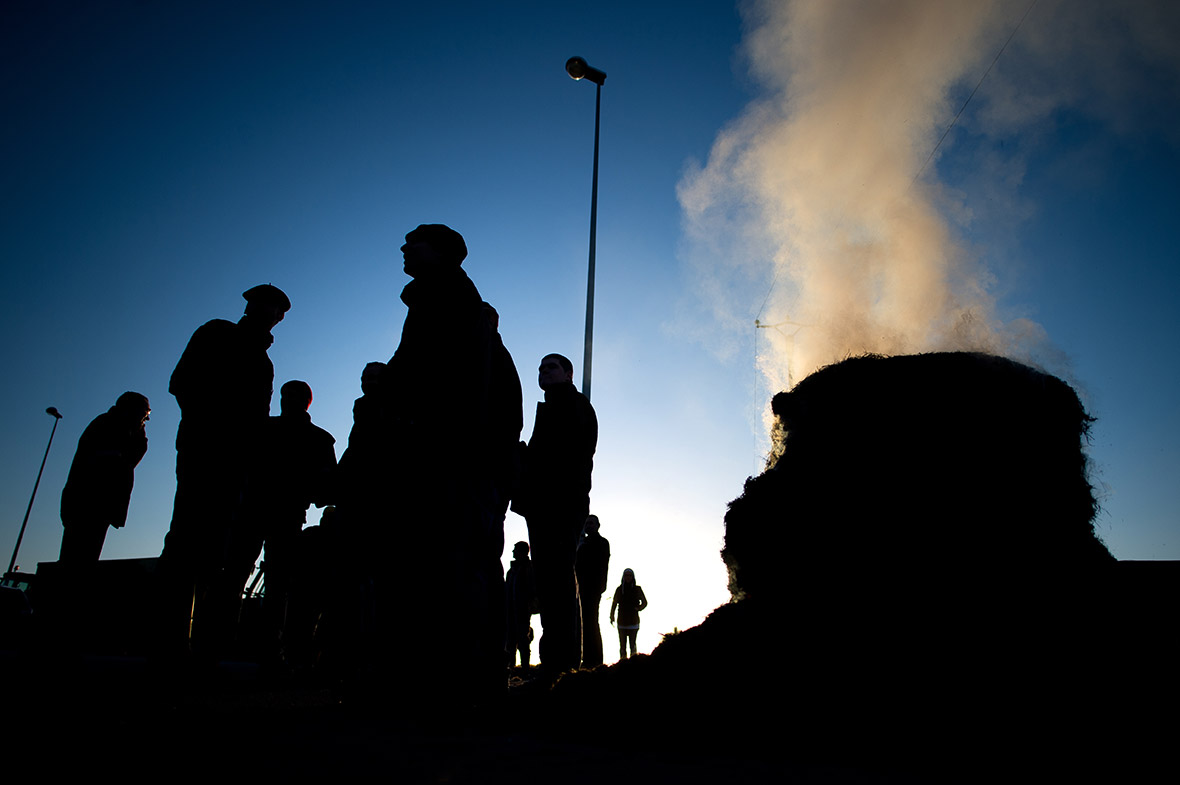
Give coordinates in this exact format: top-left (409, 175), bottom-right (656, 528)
top-left (566, 56), bottom-right (606, 86)
top-left (46, 407), bottom-right (62, 419)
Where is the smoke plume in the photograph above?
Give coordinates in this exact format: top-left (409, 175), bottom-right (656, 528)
top-left (678, 0), bottom-right (1179, 398)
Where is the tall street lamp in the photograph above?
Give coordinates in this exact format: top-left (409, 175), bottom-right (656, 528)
top-left (566, 56), bottom-right (606, 402)
top-left (7, 407), bottom-right (63, 578)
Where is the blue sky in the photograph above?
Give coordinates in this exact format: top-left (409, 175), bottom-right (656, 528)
top-left (3, 1), bottom-right (1178, 659)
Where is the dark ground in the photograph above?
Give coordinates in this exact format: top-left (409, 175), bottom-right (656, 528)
top-left (2, 639), bottom-right (1004, 785)
top-left (6, 604), bottom-right (1170, 785)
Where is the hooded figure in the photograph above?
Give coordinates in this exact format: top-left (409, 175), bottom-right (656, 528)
top-left (59, 392), bottom-right (150, 563)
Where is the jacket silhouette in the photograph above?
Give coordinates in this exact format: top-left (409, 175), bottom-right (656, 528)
top-left (514, 380), bottom-right (597, 517)
top-left (575, 516), bottom-right (610, 667)
top-left (158, 284), bottom-right (289, 656)
top-left (513, 355), bottom-right (598, 675)
top-left (505, 541), bottom-right (539, 667)
top-left (366, 225), bottom-right (520, 702)
top-left (59, 392), bottom-right (149, 563)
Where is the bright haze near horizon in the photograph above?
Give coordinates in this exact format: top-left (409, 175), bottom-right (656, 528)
top-left (2, 1), bottom-right (1178, 663)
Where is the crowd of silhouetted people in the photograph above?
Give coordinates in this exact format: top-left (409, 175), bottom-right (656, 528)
top-left (52, 223), bottom-right (650, 699)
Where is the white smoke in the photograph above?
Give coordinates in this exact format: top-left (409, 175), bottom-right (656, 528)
top-left (678, 0), bottom-right (1180, 399)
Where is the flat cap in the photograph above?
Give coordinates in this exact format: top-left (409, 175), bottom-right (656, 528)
top-left (242, 283), bottom-right (291, 312)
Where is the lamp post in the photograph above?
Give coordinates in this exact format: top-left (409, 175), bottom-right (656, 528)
top-left (6, 407), bottom-right (63, 578)
top-left (566, 56), bottom-right (606, 402)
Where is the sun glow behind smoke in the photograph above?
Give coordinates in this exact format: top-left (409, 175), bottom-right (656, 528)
top-left (678, 0), bottom-right (1061, 402)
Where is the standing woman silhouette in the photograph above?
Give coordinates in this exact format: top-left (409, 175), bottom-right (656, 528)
top-left (609, 568), bottom-right (648, 660)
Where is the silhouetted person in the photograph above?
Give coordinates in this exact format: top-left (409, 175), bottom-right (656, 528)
top-left (333, 362), bottom-right (386, 567)
top-left (482, 303), bottom-right (524, 544)
top-left (158, 283), bottom-right (290, 658)
top-left (58, 392), bottom-right (150, 564)
top-left (305, 504), bottom-right (354, 675)
top-left (610, 568), bottom-right (647, 660)
top-left (238, 380), bottom-right (336, 664)
top-left (511, 353), bottom-right (598, 675)
top-left (504, 540), bottom-right (538, 668)
top-left (330, 361), bottom-right (386, 681)
top-left (371, 224), bottom-right (519, 701)
top-left (575, 514), bottom-right (610, 667)
top-left (483, 302), bottom-right (524, 675)
top-left (336, 361), bottom-right (386, 498)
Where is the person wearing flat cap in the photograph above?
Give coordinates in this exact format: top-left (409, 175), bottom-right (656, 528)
top-left (158, 283), bottom-right (290, 656)
top-left (360, 224), bottom-right (521, 701)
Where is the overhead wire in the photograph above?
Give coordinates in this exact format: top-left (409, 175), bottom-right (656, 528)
top-left (911, 0), bottom-right (1039, 188)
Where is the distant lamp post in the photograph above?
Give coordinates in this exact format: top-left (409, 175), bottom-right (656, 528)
top-left (566, 55), bottom-right (606, 402)
top-left (6, 407), bottom-right (63, 579)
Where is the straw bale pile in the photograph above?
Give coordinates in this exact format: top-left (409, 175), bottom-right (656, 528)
top-left (723, 351), bottom-right (1113, 604)
top-left (549, 353), bottom-right (1164, 777)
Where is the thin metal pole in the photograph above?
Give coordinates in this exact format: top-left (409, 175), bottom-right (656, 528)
top-left (8, 410), bottom-right (62, 577)
top-left (582, 81), bottom-right (601, 402)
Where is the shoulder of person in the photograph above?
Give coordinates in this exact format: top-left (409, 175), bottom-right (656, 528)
top-left (197, 318), bottom-right (237, 334)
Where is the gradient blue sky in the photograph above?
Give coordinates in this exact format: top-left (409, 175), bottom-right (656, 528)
top-left (3, 1), bottom-right (1177, 660)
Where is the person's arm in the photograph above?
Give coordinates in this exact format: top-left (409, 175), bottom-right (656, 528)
top-left (526, 564), bottom-right (540, 615)
top-left (598, 542), bottom-right (610, 595)
top-left (127, 424), bottom-right (149, 467)
top-left (312, 431), bottom-right (338, 507)
top-left (609, 587), bottom-right (619, 626)
top-left (636, 586), bottom-right (648, 613)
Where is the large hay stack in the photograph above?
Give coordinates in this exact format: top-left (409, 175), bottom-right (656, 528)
top-left (723, 352), bottom-right (1114, 605)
